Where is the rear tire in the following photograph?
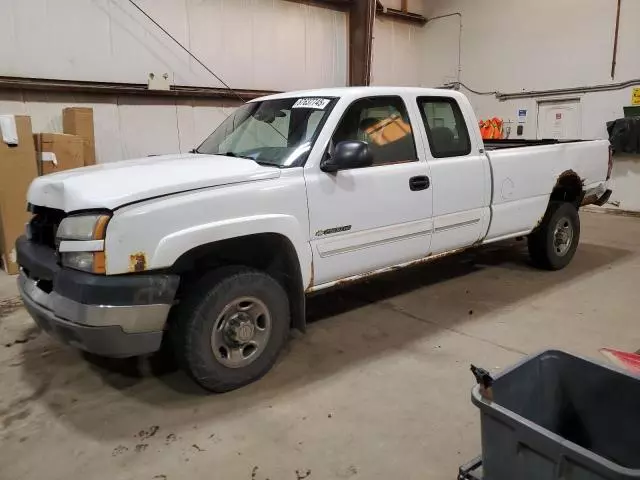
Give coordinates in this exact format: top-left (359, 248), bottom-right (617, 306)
top-left (170, 266), bottom-right (290, 393)
top-left (528, 202), bottom-right (580, 270)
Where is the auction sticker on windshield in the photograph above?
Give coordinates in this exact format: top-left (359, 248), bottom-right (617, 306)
top-left (293, 98), bottom-right (330, 109)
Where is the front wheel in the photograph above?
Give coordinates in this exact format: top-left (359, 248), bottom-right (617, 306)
top-left (170, 267), bottom-right (290, 392)
top-left (528, 201), bottom-right (580, 270)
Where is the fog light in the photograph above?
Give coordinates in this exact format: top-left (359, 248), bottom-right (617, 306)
top-left (61, 251), bottom-right (106, 274)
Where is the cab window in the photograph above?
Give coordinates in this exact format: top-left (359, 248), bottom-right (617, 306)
top-left (417, 97), bottom-right (471, 158)
top-left (332, 96), bottom-right (418, 166)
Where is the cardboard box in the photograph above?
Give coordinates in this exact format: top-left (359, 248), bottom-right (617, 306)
top-left (34, 133), bottom-right (84, 175)
top-left (0, 116), bottom-right (38, 274)
top-left (364, 114), bottom-right (413, 146)
top-left (62, 107), bottom-right (96, 166)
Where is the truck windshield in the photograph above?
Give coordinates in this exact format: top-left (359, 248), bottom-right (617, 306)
top-left (196, 97), bottom-right (337, 168)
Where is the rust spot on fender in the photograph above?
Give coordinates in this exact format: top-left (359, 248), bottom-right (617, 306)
top-left (129, 252), bottom-right (147, 272)
top-left (307, 257), bottom-right (315, 291)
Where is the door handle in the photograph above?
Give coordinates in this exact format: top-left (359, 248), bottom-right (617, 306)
top-left (409, 175), bottom-right (430, 191)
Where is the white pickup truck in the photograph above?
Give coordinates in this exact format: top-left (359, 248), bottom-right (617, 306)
top-left (16, 87), bottom-right (612, 392)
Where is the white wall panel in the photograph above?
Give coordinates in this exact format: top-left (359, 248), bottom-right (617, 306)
top-left (0, 0), bottom-right (111, 81)
top-left (415, 0), bottom-right (640, 210)
top-left (91, 100), bottom-right (126, 165)
top-left (0, 91), bottom-right (237, 164)
top-left (371, 18), bottom-right (421, 86)
top-left (306, 6), bottom-right (347, 89)
top-left (106, 0), bottom-right (192, 85)
top-left (415, 0), bottom-right (640, 137)
top-left (0, 0), bottom-right (347, 170)
top-left (117, 99), bottom-right (181, 159)
top-left (1, 0), bottom-right (348, 90)
top-left (418, 14), bottom-right (459, 88)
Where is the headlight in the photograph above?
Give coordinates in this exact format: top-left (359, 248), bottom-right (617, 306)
top-left (61, 252), bottom-right (96, 271)
top-left (60, 251), bottom-right (106, 274)
top-left (56, 214), bottom-right (110, 241)
top-left (57, 214), bottom-right (110, 274)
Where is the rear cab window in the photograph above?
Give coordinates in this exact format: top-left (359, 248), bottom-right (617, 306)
top-left (417, 97), bottom-right (471, 158)
top-left (332, 96), bottom-right (418, 166)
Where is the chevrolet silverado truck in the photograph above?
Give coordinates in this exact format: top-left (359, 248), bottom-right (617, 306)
top-left (16, 87), bottom-right (612, 392)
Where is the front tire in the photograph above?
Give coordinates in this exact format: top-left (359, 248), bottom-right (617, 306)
top-left (170, 267), bottom-right (290, 392)
top-left (528, 201), bottom-right (580, 270)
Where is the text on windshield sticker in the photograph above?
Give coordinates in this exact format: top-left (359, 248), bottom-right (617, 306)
top-left (292, 98), bottom-right (330, 109)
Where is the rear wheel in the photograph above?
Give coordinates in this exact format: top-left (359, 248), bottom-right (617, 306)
top-left (170, 266), bottom-right (290, 392)
top-left (528, 202), bottom-right (580, 270)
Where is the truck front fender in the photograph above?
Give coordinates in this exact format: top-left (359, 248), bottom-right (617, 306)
top-left (151, 214), bottom-right (312, 287)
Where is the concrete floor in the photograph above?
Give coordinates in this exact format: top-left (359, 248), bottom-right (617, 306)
top-left (1, 211), bottom-right (639, 480)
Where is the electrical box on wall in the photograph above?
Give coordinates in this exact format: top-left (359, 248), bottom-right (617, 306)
top-left (516, 109), bottom-right (527, 136)
top-left (147, 73), bottom-right (171, 91)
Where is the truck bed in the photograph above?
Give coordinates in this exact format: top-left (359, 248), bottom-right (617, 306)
top-left (482, 139), bottom-right (610, 243)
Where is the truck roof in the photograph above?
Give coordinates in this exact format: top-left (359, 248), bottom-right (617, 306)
top-left (255, 86), bottom-right (462, 102)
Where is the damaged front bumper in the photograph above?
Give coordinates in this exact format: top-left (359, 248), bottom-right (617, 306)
top-left (16, 236), bottom-right (179, 357)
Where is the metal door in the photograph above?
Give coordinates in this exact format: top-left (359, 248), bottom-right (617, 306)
top-left (536, 99), bottom-right (581, 139)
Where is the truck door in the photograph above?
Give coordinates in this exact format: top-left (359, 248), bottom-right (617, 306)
top-left (415, 95), bottom-right (490, 254)
top-left (304, 95), bottom-right (434, 287)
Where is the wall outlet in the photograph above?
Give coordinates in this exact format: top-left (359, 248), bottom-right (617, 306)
top-left (147, 72), bottom-right (171, 91)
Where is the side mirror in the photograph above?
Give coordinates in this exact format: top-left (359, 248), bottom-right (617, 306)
top-left (321, 140), bottom-right (373, 173)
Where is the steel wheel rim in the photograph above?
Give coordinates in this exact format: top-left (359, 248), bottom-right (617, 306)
top-left (553, 217), bottom-right (573, 257)
top-left (211, 296), bottom-right (272, 369)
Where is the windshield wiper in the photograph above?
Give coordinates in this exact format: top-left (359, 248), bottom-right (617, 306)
top-left (219, 151), bottom-right (280, 168)
top-left (220, 151), bottom-right (254, 160)
top-left (253, 160), bottom-right (281, 168)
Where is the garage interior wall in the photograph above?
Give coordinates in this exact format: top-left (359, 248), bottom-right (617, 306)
top-left (0, 0), bottom-right (348, 162)
top-left (417, 0), bottom-right (639, 138)
top-left (372, 0), bottom-right (640, 211)
top-left (371, 0), bottom-right (424, 86)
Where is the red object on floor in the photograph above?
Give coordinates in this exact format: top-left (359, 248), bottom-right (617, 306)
top-left (600, 348), bottom-right (640, 374)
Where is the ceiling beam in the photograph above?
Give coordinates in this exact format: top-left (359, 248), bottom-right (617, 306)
top-left (282, 0), bottom-right (351, 11)
top-left (0, 76), bottom-right (274, 102)
top-left (376, 1), bottom-right (427, 24)
top-left (285, 0), bottom-right (426, 24)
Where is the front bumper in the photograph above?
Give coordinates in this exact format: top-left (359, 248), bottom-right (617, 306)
top-left (16, 236), bottom-right (179, 357)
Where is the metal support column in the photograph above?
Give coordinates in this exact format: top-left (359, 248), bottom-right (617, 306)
top-left (348, 0), bottom-right (376, 86)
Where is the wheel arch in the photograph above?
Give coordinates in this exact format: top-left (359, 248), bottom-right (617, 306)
top-left (549, 170), bottom-right (584, 207)
top-left (170, 232), bottom-right (307, 332)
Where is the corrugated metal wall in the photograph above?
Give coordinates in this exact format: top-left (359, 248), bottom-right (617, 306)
top-left (0, 0), bottom-right (348, 163)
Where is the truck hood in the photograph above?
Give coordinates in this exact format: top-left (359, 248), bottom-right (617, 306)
top-left (27, 153), bottom-right (281, 212)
